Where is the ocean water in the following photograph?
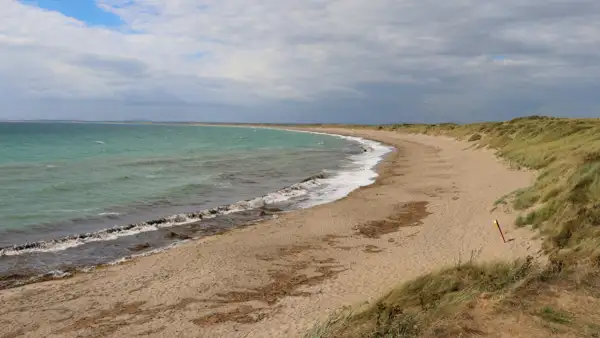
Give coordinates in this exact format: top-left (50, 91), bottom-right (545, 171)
top-left (0, 122), bottom-right (390, 285)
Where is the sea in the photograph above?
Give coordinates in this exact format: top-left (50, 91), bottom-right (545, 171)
top-left (0, 122), bottom-right (391, 287)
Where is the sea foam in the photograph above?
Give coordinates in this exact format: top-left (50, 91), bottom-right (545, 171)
top-left (0, 130), bottom-right (392, 257)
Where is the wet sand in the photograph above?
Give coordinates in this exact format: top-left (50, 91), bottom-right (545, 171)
top-left (0, 128), bottom-right (543, 338)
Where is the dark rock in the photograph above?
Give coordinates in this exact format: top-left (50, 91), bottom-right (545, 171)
top-left (301, 172), bottom-right (327, 183)
top-left (147, 218), bottom-right (168, 226)
top-left (186, 212), bottom-right (204, 219)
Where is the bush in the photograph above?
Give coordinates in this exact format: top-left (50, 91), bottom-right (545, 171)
top-left (468, 133), bottom-right (482, 141)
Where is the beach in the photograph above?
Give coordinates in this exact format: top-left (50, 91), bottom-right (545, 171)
top-left (0, 128), bottom-right (543, 338)
top-left (0, 123), bottom-right (375, 283)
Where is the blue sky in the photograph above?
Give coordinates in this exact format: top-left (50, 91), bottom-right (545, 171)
top-left (20, 0), bottom-right (123, 26)
top-left (2, 1), bottom-right (600, 123)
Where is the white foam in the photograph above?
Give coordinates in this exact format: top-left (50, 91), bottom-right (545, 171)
top-left (283, 130), bottom-right (393, 208)
top-left (0, 128), bottom-right (392, 257)
top-left (0, 215), bottom-right (201, 256)
top-left (46, 269), bottom-right (72, 279)
top-left (97, 212), bottom-right (121, 216)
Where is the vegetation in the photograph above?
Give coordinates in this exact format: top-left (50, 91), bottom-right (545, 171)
top-left (536, 306), bottom-right (572, 325)
top-left (306, 117), bottom-right (600, 337)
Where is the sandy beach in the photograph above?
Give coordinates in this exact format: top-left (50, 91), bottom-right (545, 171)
top-left (0, 128), bottom-right (543, 338)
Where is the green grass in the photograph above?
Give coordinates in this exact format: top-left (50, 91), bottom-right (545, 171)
top-left (305, 117), bottom-right (600, 337)
top-left (378, 117), bottom-right (600, 261)
top-left (467, 133), bottom-right (482, 142)
top-left (305, 258), bottom-right (536, 338)
top-left (536, 307), bottom-right (572, 325)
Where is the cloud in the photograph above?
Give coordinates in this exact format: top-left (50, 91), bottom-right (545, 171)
top-left (2, 0), bottom-right (600, 121)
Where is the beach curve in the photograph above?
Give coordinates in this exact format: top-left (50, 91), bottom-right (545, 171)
top-left (0, 127), bottom-right (391, 290)
top-left (0, 128), bottom-right (543, 338)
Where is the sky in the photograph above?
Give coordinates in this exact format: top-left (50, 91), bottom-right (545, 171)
top-left (2, 0), bottom-right (600, 123)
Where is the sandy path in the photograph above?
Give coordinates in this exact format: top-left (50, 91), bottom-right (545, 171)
top-left (0, 129), bottom-right (543, 338)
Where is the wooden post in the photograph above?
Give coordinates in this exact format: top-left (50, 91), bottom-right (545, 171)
top-left (494, 220), bottom-right (506, 243)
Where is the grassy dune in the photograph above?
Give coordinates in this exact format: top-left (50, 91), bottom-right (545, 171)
top-left (305, 117), bottom-right (600, 337)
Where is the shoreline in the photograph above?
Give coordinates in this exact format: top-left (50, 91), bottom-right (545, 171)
top-left (0, 127), bottom-right (392, 290)
top-left (0, 128), bottom-right (543, 338)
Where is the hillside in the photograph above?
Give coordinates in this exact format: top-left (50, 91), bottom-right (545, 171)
top-left (306, 117), bottom-right (600, 337)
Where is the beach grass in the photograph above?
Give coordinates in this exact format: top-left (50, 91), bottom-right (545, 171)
top-left (305, 116), bottom-right (600, 337)
top-left (305, 259), bottom-right (536, 338)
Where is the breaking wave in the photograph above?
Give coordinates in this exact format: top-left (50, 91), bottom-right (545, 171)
top-left (0, 131), bottom-right (392, 257)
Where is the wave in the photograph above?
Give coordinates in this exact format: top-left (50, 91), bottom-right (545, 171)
top-left (0, 180), bottom-right (315, 256)
top-left (0, 163), bottom-right (59, 171)
top-left (281, 130), bottom-right (392, 208)
top-left (0, 132), bottom-right (392, 257)
top-left (0, 241), bottom-right (187, 290)
top-left (97, 212), bottom-right (121, 216)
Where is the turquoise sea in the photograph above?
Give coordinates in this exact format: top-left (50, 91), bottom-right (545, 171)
top-left (0, 122), bottom-right (390, 286)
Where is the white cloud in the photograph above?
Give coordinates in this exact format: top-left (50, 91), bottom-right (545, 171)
top-left (2, 0), bottom-right (600, 120)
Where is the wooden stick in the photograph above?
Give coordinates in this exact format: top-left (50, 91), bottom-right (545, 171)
top-left (494, 220), bottom-right (507, 243)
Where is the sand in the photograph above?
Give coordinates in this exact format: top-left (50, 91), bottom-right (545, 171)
top-left (0, 128), bottom-right (543, 338)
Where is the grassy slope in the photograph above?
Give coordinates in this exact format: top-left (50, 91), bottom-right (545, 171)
top-left (305, 116), bottom-right (600, 337)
